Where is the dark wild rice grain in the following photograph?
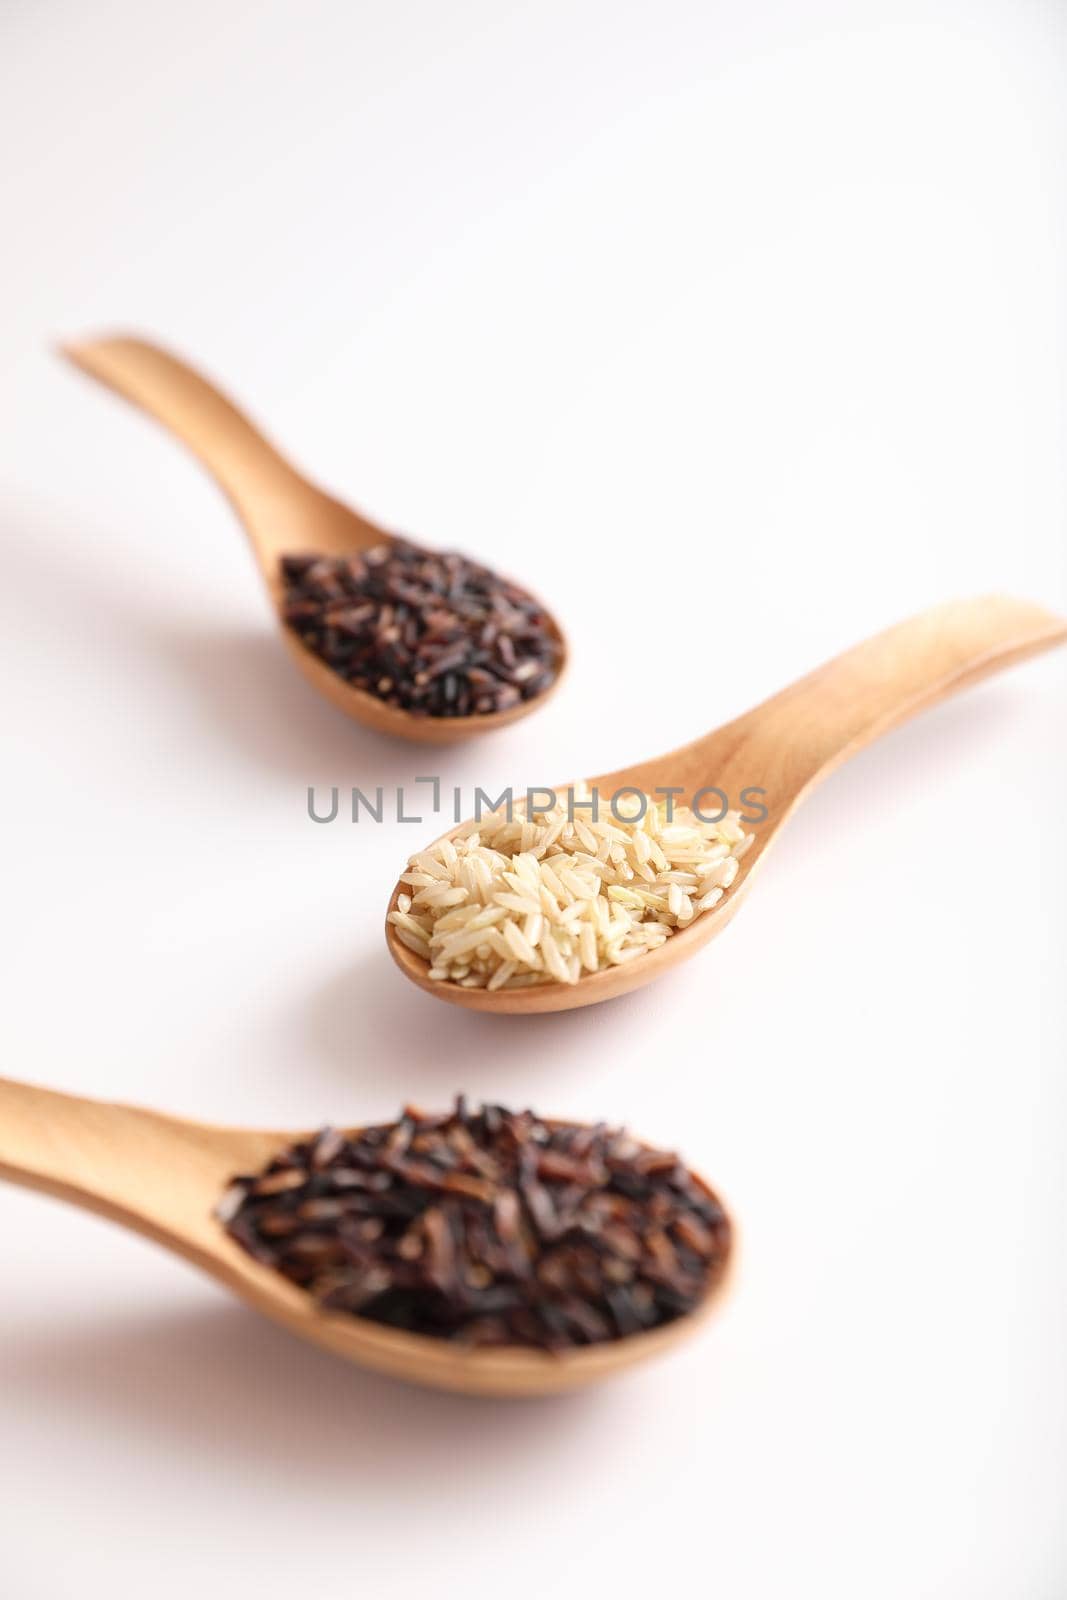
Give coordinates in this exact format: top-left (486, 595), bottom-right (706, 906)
top-left (217, 1100), bottom-right (731, 1350)
top-left (280, 542), bottom-right (561, 718)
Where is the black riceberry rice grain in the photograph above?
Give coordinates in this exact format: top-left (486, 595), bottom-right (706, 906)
top-left (280, 542), bottom-right (561, 718)
top-left (217, 1100), bottom-right (731, 1351)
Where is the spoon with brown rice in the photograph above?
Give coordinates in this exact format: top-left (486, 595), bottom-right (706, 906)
top-left (386, 594), bottom-right (1067, 1012)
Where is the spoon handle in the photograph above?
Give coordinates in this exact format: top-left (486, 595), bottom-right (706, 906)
top-left (0, 1075), bottom-right (178, 1220)
top-left (60, 335), bottom-right (307, 527)
top-left (0, 1076), bottom-right (252, 1249)
top-left (63, 334), bottom-right (393, 565)
top-left (708, 595), bottom-right (1067, 816)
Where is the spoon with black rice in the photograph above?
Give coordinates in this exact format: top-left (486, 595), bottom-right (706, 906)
top-left (0, 1079), bottom-right (732, 1395)
top-left (61, 336), bottom-right (567, 743)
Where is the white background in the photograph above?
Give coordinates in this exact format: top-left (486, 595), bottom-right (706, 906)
top-left (1, 2), bottom-right (1065, 1596)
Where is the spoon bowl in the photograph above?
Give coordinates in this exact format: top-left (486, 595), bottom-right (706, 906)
top-left (61, 336), bottom-right (567, 744)
top-left (386, 594), bottom-right (1067, 1011)
top-left (0, 1077), bottom-right (730, 1396)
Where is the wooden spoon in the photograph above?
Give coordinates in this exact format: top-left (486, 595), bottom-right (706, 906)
top-left (386, 594), bottom-right (1067, 1012)
top-left (0, 1077), bottom-right (731, 1397)
top-left (60, 335), bottom-right (567, 744)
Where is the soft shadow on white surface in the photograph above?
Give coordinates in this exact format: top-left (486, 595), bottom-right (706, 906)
top-left (298, 949), bottom-right (657, 1101)
top-left (154, 622), bottom-right (425, 782)
top-left (3, 1301), bottom-right (611, 1483)
top-left (291, 676), bottom-right (1031, 1100)
top-left (1, 491), bottom-right (1040, 798)
top-left (774, 676), bottom-right (1026, 838)
top-left (0, 494), bottom-right (445, 784)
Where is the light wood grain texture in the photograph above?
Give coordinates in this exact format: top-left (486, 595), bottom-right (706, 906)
top-left (60, 335), bottom-right (567, 744)
top-left (386, 594), bottom-right (1067, 1012)
top-left (0, 1078), bottom-right (731, 1396)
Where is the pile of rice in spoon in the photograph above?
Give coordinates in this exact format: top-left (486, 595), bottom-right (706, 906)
top-left (388, 787), bottom-right (754, 989)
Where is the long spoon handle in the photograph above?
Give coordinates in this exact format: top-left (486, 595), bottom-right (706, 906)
top-left (675, 595), bottom-right (1067, 820)
top-left (61, 335), bottom-right (305, 530)
top-left (0, 1075), bottom-right (193, 1218)
top-left (62, 334), bottom-right (391, 563)
top-left (0, 1076), bottom-right (258, 1252)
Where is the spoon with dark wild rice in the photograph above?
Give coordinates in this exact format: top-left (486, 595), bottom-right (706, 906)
top-left (0, 1078), bottom-right (733, 1395)
top-left (61, 336), bottom-right (567, 743)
